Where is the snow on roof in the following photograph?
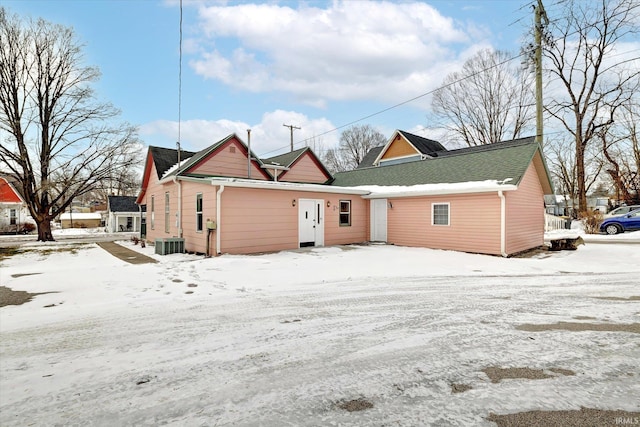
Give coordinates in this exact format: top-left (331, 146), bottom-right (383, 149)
top-left (161, 157), bottom-right (192, 178)
top-left (358, 179), bottom-right (516, 198)
top-left (59, 212), bottom-right (102, 220)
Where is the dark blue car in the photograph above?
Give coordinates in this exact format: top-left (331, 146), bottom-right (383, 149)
top-left (600, 208), bottom-right (640, 235)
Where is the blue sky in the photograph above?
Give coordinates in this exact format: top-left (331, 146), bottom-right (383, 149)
top-left (5, 0), bottom-right (540, 157)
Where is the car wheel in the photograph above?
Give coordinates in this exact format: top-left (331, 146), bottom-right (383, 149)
top-left (605, 224), bottom-right (621, 235)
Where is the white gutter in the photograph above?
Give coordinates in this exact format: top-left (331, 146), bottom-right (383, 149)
top-left (362, 184), bottom-right (518, 199)
top-left (498, 190), bottom-right (507, 257)
top-left (216, 184), bottom-right (225, 255)
top-left (208, 177), bottom-right (371, 195)
top-left (172, 176), bottom-right (183, 237)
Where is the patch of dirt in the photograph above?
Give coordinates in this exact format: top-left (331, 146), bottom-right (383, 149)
top-left (516, 322), bottom-right (640, 334)
top-left (337, 398), bottom-right (374, 412)
top-left (0, 286), bottom-right (57, 308)
top-left (482, 367), bottom-right (553, 383)
top-left (451, 383), bottom-right (472, 393)
top-left (549, 368), bottom-right (576, 376)
top-left (187, 283), bottom-right (198, 288)
top-left (487, 407), bottom-right (640, 427)
top-left (593, 296), bottom-right (640, 301)
top-left (0, 246), bottom-right (21, 261)
top-left (510, 246), bottom-right (550, 258)
top-left (482, 367), bottom-right (574, 384)
top-left (573, 316), bottom-right (597, 320)
top-left (11, 272), bottom-right (42, 278)
top-left (281, 319), bottom-right (301, 324)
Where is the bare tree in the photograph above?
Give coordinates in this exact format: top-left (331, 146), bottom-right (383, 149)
top-left (543, 0), bottom-right (640, 212)
top-left (598, 98), bottom-right (640, 204)
top-left (0, 8), bottom-right (141, 241)
top-left (547, 135), bottom-right (604, 216)
top-left (431, 49), bottom-right (535, 147)
top-left (323, 125), bottom-right (386, 173)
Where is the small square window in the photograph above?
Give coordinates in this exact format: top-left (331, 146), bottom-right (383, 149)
top-left (339, 200), bottom-right (351, 226)
top-left (432, 203), bottom-right (449, 226)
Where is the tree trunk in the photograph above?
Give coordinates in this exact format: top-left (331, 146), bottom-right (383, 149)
top-left (36, 219), bottom-right (55, 242)
top-left (576, 143), bottom-right (588, 213)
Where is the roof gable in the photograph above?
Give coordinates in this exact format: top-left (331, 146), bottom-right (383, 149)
top-left (136, 146), bottom-right (198, 204)
top-left (0, 176), bottom-right (24, 203)
top-left (150, 146), bottom-right (197, 179)
top-left (373, 130), bottom-right (446, 166)
top-left (179, 134), bottom-right (271, 180)
top-left (275, 148), bottom-right (333, 183)
top-left (332, 136), bottom-right (553, 193)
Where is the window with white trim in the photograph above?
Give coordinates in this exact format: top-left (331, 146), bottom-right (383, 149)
top-left (164, 192), bottom-right (170, 233)
top-left (150, 196), bottom-right (155, 229)
top-left (339, 200), bottom-right (351, 226)
top-left (9, 209), bottom-right (17, 225)
top-left (196, 193), bottom-right (203, 232)
top-left (432, 203), bottom-right (450, 226)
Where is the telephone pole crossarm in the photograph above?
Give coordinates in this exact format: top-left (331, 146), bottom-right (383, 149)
top-left (283, 123), bottom-right (301, 152)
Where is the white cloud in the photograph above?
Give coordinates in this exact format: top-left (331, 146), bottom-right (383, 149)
top-left (139, 110), bottom-right (339, 156)
top-left (188, 1), bottom-right (491, 108)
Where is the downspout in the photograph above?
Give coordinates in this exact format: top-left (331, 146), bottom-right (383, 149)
top-left (173, 176), bottom-right (183, 237)
top-left (216, 184), bottom-right (225, 255)
top-left (247, 129), bottom-right (252, 179)
top-left (498, 190), bottom-right (507, 257)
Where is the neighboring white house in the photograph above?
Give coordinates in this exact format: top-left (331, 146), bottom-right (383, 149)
top-left (107, 196), bottom-right (142, 233)
top-left (0, 175), bottom-right (35, 233)
top-left (59, 212), bottom-right (102, 229)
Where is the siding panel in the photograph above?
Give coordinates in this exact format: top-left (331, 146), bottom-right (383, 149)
top-left (189, 139), bottom-right (269, 180)
top-left (387, 194), bottom-right (503, 255)
top-left (279, 153), bottom-right (330, 183)
top-left (505, 164), bottom-right (545, 254)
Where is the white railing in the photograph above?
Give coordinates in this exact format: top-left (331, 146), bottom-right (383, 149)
top-left (545, 213), bottom-right (567, 231)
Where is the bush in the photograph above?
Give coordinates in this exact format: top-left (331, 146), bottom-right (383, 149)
top-left (0, 222), bottom-right (36, 234)
top-left (20, 222), bottom-right (36, 233)
top-left (580, 210), bottom-right (603, 234)
top-left (131, 236), bottom-right (140, 245)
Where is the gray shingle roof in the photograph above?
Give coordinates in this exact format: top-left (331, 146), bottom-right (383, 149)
top-left (332, 137), bottom-right (542, 187)
top-left (149, 146), bottom-right (197, 179)
top-left (108, 196), bottom-right (139, 212)
top-left (356, 146), bottom-right (384, 169)
top-left (262, 147), bottom-right (308, 167)
top-left (398, 130), bottom-right (446, 156)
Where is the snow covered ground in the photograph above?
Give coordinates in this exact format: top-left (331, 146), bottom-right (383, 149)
top-left (1, 231), bottom-right (639, 426)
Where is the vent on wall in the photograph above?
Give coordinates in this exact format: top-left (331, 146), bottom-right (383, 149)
top-left (155, 238), bottom-right (185, 255)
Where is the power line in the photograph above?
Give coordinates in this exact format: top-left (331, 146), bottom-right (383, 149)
top-left (259, 6), bottom-right (640, 156)
top-left (177, 0), bottom-right (183, 162)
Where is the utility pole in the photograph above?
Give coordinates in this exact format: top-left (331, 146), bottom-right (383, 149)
top-left (283, 124), bottom-right (301, 152)
top-left (534, 0), bottom-right (548, 148)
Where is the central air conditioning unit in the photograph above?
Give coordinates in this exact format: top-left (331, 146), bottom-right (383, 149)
top-left (154, 237), bottom-right (185, 255)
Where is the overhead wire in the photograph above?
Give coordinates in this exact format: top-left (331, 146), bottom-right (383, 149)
top-left (228, 2), bottom-right (640, 156)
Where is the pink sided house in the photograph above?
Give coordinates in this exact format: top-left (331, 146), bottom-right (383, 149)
top-left (136, 134), bottom-right (370, 256)
top-left (136, 131), bottom-right (554, 257)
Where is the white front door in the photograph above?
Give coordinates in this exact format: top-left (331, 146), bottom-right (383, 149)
top-left (370, 199), bottom-right (387, 242)
top-left (299, 199), bottom-right (324, 247)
